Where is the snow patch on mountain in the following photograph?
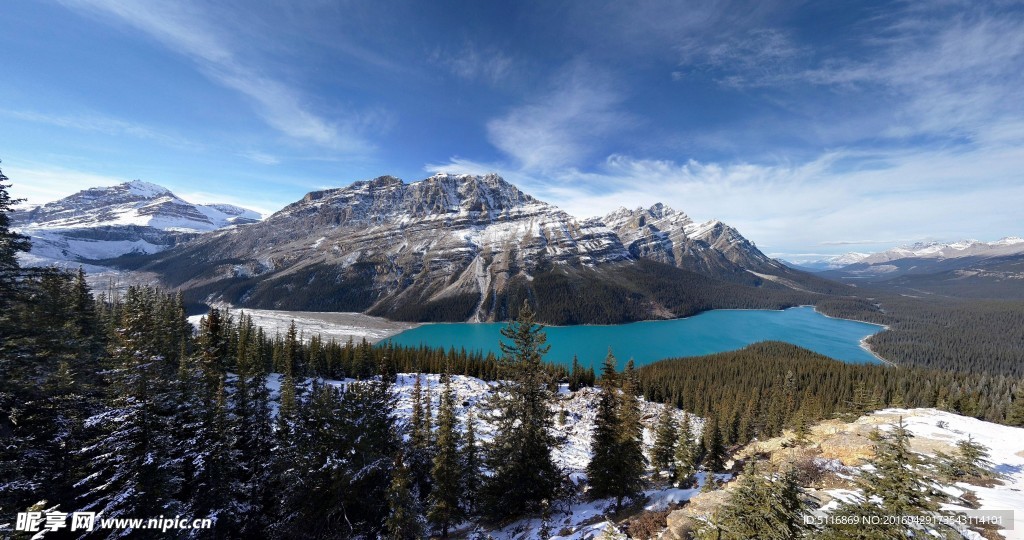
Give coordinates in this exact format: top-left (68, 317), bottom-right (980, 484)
top-left (12, 180), bottom-right (262, 265)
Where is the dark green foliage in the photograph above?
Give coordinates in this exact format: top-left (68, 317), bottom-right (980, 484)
top-left (386, 452), bottom-right (425, 540)
top-left (819, 418), bottom-right (949, 539)
top-left (428, 372), bottom-right (465, 536)
top-left (376, 292), bottom-right (481, 322)
top-left (0, 162), bottom-right (31, 303)
top-left (702, 415), bottom-right (726, 473)
top-left (674, 413), bottom-right (697, 487)
top-left (939, 436), bottom-right (992, 482)
top-left (586, 351), bottom-right (647, 510)
top-left (637, 342), bottom-right (1022, 435)
top-left (486, 260), bottom-right (819, 325)
top-left (480, 302), bottom-right (561, 521)
top-left (818, 295), bottom-right (1024, 377)
top-left (651, 407), bottom-right (678, 473)
top-left (698, 462), bottom-right (808, 539)
top-left (462, 409), bottom-right (482, 516)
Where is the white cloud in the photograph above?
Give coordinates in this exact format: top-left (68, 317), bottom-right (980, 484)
top-left (239, 150), bottom-right (281, 166)
top-left (59, 0), bottom-right (377, 154)
top-left (430, 44), bottom-right (514, 85)
top-left (426, 140), bottom-right (1024, 255)
top-left (486, 62), bottom-right (635, 171)
top-left (2, 163), bottom-right (126, 206)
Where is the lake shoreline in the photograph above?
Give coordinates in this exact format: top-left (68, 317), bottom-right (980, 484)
top-left (387, 305), bottom-right (885, 366)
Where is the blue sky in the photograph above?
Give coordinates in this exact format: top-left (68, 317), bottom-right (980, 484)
top-left (2, 0), bottom-right (1022, 260)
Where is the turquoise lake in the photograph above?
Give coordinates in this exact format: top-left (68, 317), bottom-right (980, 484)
top-left (385, 306), bottom-right (885, 368)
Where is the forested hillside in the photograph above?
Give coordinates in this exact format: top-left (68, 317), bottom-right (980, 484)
top-left (817, 295), bottom-right (1024, 376)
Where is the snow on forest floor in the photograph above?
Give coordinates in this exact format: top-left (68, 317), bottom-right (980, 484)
top-left (267, 372), bottom-right (709, 539)
top-left (265, 373), bottom-right (1024, 539)
top-left (187, 305), bottom-right (419, 344)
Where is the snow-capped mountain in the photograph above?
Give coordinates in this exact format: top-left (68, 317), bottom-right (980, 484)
top-left (854, 237), bottom-right (1024, 265)
top-left (792, 237), bottom-right (1024, 273)
top-left (121, 173), bottom-right (837, 322)
top-left (815, 237), bottom-right (1024, 297)
top-left (12, 180), bottom-right (262, 265)
top-left (601, 203), bottom-right (783, 277)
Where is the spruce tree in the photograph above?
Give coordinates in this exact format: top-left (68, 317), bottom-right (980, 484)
top-left (428, 371), bottom-right (465, 536)
top-left (570, 355), bottom-right (583, 391)
top-left (0, 161), bottom-right (30, 304)
top-left (698, 462), bottom-right (808, 539)
top-left (941, 435), bottom-right (991, 481)
top-left (651, 407), bottom-right (678, 474)
top-left (674, 413), bottom-right (698, 488)
top-left (480, 300), bottom-right (560, 520)
top-left (586, 350), bottom-right (646, 511)
top-left (462, 408), bottom-right (482, 515)
top-left (588, 351), bottom-right (623, 502)
top-left (1006, 388), bottom-right (1024, 427)
top-left (386, 452), bottom-right (425, 540)
top-left (78, 287), bottom-right (179, 523)
top-left (702, 415), bottom-right (726, 473)
top-left (820, 418), bottom-right (947, 539)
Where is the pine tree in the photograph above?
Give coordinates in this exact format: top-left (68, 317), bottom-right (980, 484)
top-left (941, 435), bottom-right (991, 481)
top-left (77, 287), bottom-right (179, 524)
top-left (385, 452), bottom-right (425, 540)
top-left (586, 350), bottom-right (646, 511)
top-left (651, 407), bottom-right (678, 474)
top-left (619, 359), bottom-right (647, 494)
top-left (480, 300), bottom-right (560, 520)
top-left (1006, 388), bottom-right (1024, 427)
top-left (820, 418), bottom-right (947, 539)
top-left (588, 351), bottom-right (623, 502)
top-left (462, 408), bottom-right (482, 515)
top-left (702, 415), bottom-right (726, 473)
top-left (0, 161), bottom-right (30, 304)
top-left (408, 373), bottom-right (435, 504)
top-left (570, 355), bottom-right (583, 391)
top-left (233, 314), bottom-right (274, 535)
top-left (697, 462), bottom-right (808, 539)
top-left (428, 371), bottom-right (465, 536)
top-left (674, 413), bottom-right (698, 487)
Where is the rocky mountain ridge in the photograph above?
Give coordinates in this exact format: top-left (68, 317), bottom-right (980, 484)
top-left (119, 173), bottom-right (841, 323)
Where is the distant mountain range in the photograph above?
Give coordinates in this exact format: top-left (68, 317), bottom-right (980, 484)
top-left (803, 237), bottom-right (1024, 299)
top-left (108, 173), bottom-right (842, 323)
top-left (11, 180), bottom-right (261, 267)
top-left (795, 237), bottom-right (1024, 272)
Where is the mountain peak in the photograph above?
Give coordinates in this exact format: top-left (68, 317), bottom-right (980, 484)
top-left (122, 179), bottom-right (173, 198)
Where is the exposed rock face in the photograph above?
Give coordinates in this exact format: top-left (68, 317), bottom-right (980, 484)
top-left (116, 173), bottom-right (837, 321)
top-left (12, 180), bottom-right (261, 264)
top-left (602, 203), bottom-right (783, 278)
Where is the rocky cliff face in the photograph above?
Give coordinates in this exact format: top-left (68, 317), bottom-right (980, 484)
top-left (601, 203), bottom-right (783, 278)
top-left (12, 180), bottom-right (261, 265)
top-left (124, 173), bottom-right (835, 322)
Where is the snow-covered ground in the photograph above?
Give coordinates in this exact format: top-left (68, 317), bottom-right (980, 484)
top-left (879, 409), bottom-right (1024, 539)
top-left (810, 408), bottom-right (1024, 540)
top-left (293, 373), bottom-right (707, 539)
top-left (187, 306), bottom-right (419, 344)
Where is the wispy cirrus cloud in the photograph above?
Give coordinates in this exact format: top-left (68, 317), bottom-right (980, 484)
top-left (239, 150), bottom-right (281, 166)
top-left (485, 61), bottom-right (636, 171)
top-left (427, 139), bottom-right (1024, 255)
top-left (430, 44), bottom-right (515, 85)
top-left (1, 109), bottom-right (200, 150)
top-left (58, 0), bottom-right (380, 154)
